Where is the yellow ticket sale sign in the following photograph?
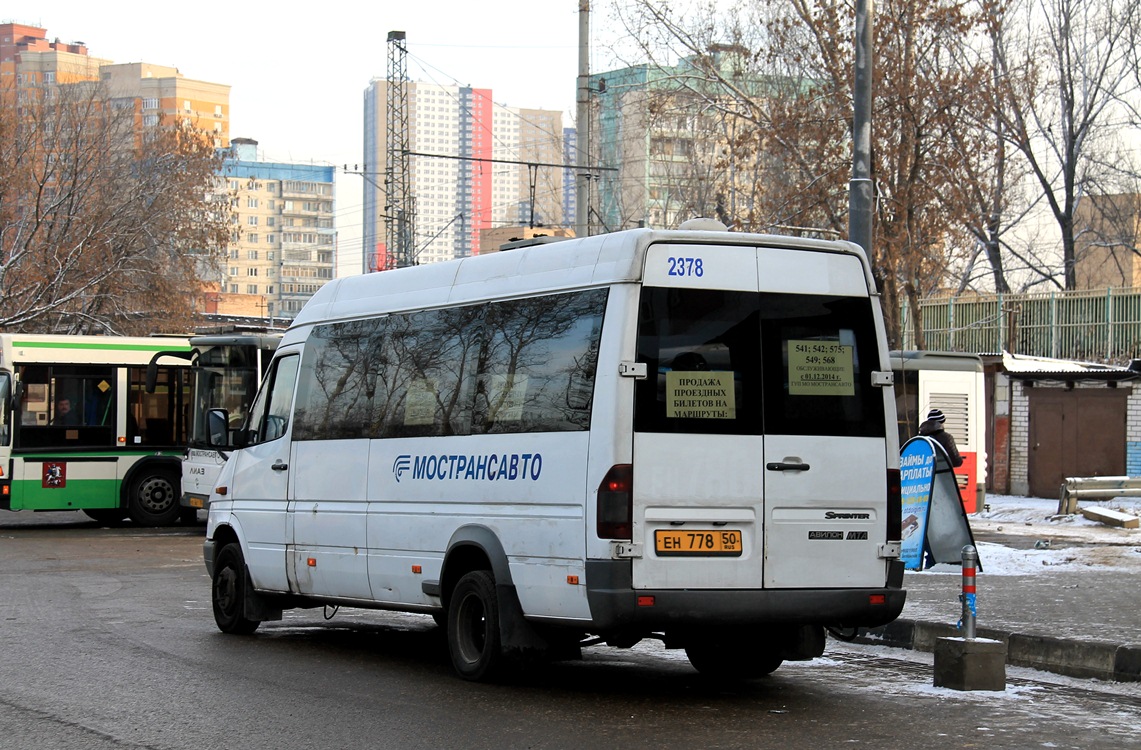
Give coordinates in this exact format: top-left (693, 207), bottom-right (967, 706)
top-left (666, 371), bottom-right (735, 419)
top-left (788, 340), bottom-right (855, 396)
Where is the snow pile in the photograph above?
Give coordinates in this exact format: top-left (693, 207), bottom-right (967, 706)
top-left (914, 493), bottom-right (1141, 576)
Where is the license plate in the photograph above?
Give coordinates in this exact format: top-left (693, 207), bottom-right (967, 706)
top-left (188, 496), bottom-right (204, 509)
top-left (654, 529), bottom-right (743, 556)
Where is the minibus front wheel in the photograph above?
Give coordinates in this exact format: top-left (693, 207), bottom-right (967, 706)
top-left (447, 570), bottom-right (504, 681)
top-left (212, 543), bottom-right (260, 635)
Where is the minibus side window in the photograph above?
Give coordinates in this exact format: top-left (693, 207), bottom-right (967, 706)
top-left (474, 288), bottom-right (606, 434)
top-left (293, 318), bottom-right (384, 440)
top-left (383, 305), bottom-right (481, 438)
top-left (246, 354), bottom-right (299, 445)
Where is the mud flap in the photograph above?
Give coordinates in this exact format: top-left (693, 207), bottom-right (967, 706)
top-left (243, 566), bottom-right (283, 622)
top-left (496, 582), bottom-right (556, 659)
top-left (779, 624), bottom-right (826, 661)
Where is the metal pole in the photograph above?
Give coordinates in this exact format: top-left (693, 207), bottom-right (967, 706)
top-left (960, 545), bottom-right (978, 639)
top-left (1107, 287), bottom-right (1113, 360)
top-left (575, 1), bottom-right (591, 238)
top-left (849, 0), bottom-right (874, 257)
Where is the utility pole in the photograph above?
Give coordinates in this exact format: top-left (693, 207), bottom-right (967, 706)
top-left (386, 31), bottom-right (415, 270)
top-left (849, 0), bottom-right (874, 260)
top-left (574, 2), bottom-right (591, 239)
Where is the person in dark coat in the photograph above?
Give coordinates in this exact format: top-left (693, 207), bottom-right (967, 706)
top-left (918, 408), bottom-right (963, 467)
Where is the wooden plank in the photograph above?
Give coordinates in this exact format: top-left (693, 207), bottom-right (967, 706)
top-left (1079, 506), bottom-right (1140, 529)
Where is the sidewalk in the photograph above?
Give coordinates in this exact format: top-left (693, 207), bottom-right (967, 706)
top-left (858, 495), bottom-right (1141, 682)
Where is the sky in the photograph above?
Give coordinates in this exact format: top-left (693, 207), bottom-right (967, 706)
top-left (21, 1), bottom-right (624, 272)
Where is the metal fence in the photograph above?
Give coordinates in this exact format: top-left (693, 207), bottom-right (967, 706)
top-left (900, 287), bottom-right (1141, 363)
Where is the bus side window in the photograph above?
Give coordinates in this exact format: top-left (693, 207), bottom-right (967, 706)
top-left (246, 354), bottom-right (299, 445)
top-left (0, 372), bottom-right (9, 446)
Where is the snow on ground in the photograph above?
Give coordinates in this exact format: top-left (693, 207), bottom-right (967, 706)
top-left (917, 493), bottom-right (1141, 576)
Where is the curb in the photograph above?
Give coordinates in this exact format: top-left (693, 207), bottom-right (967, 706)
top-left (857, 619), bottom-right (1141, 683)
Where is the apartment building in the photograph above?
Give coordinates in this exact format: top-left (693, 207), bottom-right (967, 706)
top-left (362, 79), bottom-right (566, 272)
top-left (100, 62), bottom-right (230, 148)
top-left (562, 127), bottom-right (578, 228)
top-left (213, 139), bottom-right (336, 321)
top-left (1, 22), bottom-right (103, 85)
top-left (588, 45), bottom-right (768, 233)
top-left (2, 24), bottom-right (230, 147)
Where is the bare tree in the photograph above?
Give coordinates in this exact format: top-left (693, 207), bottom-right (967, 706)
top-left (607, 0), bottom-right (995, 347)
top-left (992, 0), bottom-right (1141, 290)
top-left (0, 78), bottom-right (229, 334)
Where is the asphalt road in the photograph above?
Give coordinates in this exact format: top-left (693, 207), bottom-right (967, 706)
top-left (1, 510), bottom-right (1137, 750)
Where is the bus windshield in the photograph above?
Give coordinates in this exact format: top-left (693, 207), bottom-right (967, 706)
top-left (189, 344), bottom-right (265, 448)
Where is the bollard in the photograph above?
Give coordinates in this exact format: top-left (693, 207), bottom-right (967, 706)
top-left (959, 544), bottom-right (977, 639)
top-left (934, 543), bottom-right (1006, 691)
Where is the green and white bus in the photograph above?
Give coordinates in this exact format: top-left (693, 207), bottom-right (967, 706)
top-left (0, 333), bottom-right (194, 526)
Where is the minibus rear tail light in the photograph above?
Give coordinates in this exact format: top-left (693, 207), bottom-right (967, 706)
top-left (886, 468), bottom-right (901, 541)
top-left (596, 464), bottom-right (633, 540)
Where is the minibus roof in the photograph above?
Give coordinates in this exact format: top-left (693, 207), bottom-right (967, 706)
top-left (293, 227), bottom-right (871, 328)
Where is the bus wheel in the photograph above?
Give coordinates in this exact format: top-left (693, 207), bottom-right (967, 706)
top-left (126, 469), bottom-right (180, 526)
top-left (447, 570), bottom-right (504, 681)
top-left (685, 638), bottom-right (783, 679)
top-left (83, 508), bottom-right (127, 525)
top-left (212, 543), bottom-right (260, 635)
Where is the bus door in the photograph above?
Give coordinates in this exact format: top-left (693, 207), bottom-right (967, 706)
top-left (226, 352), bottom-right (299, 593)
top-left (632, 244), bottom-right (765, 590)
top-left (755, 248), bottom-right (890, 589)
top-left (631, 244), bottom-right (891, 591)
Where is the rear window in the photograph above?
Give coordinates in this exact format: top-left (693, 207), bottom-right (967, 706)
top-left (634, 288), bottom-right (885, 437)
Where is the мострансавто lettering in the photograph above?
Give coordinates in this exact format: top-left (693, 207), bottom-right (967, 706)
top-left (411, 452), bottom-right (543, 481)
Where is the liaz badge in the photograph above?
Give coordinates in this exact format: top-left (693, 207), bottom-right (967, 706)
top-left (43, 462), bottom-right (66, 488)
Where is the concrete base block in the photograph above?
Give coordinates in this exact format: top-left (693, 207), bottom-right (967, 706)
top-left (933, 636), bottom-right (1007, 691)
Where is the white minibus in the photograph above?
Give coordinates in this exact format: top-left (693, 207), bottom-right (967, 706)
top-left (204, 222), bottom-right (905, 681)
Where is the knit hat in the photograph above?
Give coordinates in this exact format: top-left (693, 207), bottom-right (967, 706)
top-left (926, 408), bottom-right (946, 423)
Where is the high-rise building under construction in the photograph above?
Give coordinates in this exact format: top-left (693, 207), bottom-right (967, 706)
top-left (362, 79), bottom-right (565, 272)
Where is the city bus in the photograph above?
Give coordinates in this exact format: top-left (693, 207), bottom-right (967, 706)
top-left (890, 350), bottom-right (986, 512)
top-left (0, 334), bottom-right (193, 526)
top-left (204, 222), bottom-right (906, 681)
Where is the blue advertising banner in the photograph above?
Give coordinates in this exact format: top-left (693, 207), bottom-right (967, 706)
top-left (899, 437), bottom-right (936, 569)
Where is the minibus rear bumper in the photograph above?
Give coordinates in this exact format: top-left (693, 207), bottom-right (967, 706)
top-left (584, 560), bottom-right (906, 631)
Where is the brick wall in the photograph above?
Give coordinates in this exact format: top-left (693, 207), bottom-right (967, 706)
top-left (1009, 380), bottom-right (1030, 496)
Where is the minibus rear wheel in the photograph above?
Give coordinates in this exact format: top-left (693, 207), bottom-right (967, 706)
top-left (447, 570), bottom-right (504, 681)
top-left (685, 638), bottom-right (783, 679)
top-left (212, 543), bottom-right (260, 635)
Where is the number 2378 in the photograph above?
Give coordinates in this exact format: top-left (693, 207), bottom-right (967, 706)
top-left (667, 257), bottom-right (704, 277)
